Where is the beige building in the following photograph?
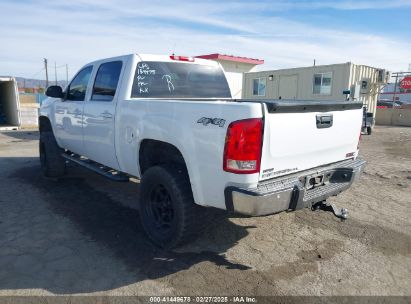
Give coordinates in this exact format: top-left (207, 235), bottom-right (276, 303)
top-left (196, 53), bottom-right (264, 98)
top-left (242, 63), bottom-right (389, 115)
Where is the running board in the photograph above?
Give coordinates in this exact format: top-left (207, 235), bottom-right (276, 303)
top-left (62, 153), bottom-right (129, 182)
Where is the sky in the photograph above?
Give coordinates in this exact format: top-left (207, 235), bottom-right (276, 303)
top-left (0, 0), bottom-right (410, 81)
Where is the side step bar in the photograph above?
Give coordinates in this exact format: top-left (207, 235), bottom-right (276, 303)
top-left (62, 153), bottom-right (129, 182)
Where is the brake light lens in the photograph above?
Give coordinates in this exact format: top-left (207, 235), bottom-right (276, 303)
top-left (170, 55), bottom-right (194, 62)
top-left (223, 118), bottom-right (263, 174)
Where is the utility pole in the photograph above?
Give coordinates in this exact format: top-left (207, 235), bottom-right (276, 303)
top-left (54, 62), bottom-right (57, 85)
top-left (66, 64), bottom-right (69, 85)
top-left (43, 58), bottom-right (49, 88)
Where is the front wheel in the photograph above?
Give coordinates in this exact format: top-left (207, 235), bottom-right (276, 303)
top-left (39, 131), bottom-right (66, 177)
top-left (139, 165), bottom-right (201, 249)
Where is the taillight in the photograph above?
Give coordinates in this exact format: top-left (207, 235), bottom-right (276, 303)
top-left (223, 118), bottom-right (263, 174)
top-left (170, 55), bottom-right (194, 62)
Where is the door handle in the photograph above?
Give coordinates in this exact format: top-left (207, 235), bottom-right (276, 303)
top-left (100, 112), bottom-right (112, 119)
top-left (316, 114), bottom-right (333, 128)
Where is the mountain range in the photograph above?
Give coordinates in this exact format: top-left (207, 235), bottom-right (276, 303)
top-left (15, 77), bottom-right (67, 89)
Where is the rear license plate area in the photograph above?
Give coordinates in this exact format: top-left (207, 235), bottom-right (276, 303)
top-left (305, 172), bottom-right (332, 190)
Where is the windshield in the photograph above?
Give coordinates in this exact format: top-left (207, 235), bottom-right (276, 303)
top-left (131, 61), bottom-right (231, 98)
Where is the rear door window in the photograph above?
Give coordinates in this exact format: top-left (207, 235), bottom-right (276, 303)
top-left (131, 61), bottom-right (231, 98)
top-left (91, 61), bottom-right (123, 101)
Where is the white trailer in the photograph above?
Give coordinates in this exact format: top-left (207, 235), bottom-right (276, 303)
top-left (0, 77), bottom-right (21, 130)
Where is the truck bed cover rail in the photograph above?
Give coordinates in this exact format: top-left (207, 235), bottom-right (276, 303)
top-left (234, 99), bottom-right (363, 113)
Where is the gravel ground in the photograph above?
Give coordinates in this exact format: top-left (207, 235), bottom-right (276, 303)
top-left (0, 126), bottom-right (410, 296)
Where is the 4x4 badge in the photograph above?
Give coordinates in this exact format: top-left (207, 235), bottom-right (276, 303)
top-left (197, 117), bottom-right (226, 127)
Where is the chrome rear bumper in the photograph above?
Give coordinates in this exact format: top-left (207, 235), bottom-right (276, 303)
top-left (224, 158), bottom-right (366, 216)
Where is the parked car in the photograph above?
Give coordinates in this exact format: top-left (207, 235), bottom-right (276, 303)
top-left (39, 54), bottom-right (365, 248)
top-left (377, 99), bottom-right (402, 108)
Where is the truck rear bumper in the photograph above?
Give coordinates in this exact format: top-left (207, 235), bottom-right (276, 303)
top-left (224, 158), bottom-right (366, 216)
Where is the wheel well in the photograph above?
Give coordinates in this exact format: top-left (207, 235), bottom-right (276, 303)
top-left (139, 139), bottom-right (187, 175)
top-left (39, 116), bottom-right (52, 132)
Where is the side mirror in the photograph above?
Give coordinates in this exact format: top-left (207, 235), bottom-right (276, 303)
top-left (45, 85), bottom-right (63, 98)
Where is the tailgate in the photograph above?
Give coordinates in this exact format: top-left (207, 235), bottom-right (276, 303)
top-left (259, 100), bottom-right (363, 181)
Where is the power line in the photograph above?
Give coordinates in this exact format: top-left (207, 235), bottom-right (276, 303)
top-left (28, 67), bottom-right (45, 79)
top-left (55, 63), bottom-right (69, 84)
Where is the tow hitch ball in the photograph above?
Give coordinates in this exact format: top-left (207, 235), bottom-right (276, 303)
top-left (311, 201), bottom-right (348, 220)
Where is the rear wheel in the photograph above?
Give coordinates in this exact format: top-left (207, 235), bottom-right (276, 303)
top-left (39, 130), bottom-right (66, 177)
top-left (139, 165), bottom-right (201, 249)
top-left (367, 126), bottom-right (372, 135)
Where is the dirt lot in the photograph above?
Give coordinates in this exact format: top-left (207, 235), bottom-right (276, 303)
top-left (0, 126), bottom-right (410, 296)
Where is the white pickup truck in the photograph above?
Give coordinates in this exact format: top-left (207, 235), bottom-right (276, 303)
top-left (39, 54), bottom-right (365, 248)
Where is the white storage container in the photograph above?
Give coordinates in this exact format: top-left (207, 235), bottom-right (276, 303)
top-left (0, 77), bottom-right (21, 130)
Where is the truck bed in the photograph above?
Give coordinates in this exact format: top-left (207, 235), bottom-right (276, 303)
top-left (235, 99), bottom-right (363, 181)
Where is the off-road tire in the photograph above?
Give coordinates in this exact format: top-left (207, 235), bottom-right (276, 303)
top-left (139, 164), bottom-right (202, 249)
top-left (39, 130), bottom-right (66, 177)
